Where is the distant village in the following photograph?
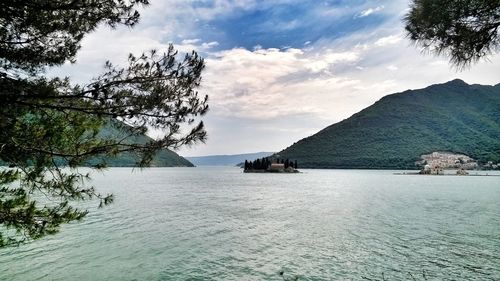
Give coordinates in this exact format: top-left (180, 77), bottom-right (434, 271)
top-left (415, 151), bottom-right (499, 175)
top-left (244, 158), bottom-right (299, 173)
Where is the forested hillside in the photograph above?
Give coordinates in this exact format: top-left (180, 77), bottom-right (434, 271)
top-left (87, 121), bottom-right (194, 167)
top-left (276, 80), bottom-right (500, 169)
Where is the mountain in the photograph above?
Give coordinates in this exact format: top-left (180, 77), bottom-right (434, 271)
top-left (87, 121), bottom-right (194, 167)
top-left (186, 152), bottom-right (274, 166)
top-left (101, 147), bottom-right (193, 167)
top-left (276, 79), bottom-right (500, 169)
top-left (1, 122), bottom-right (194, 167)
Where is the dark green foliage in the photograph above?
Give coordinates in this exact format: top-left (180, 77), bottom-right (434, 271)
top-left (245, 159), bottom-right (260, 171)
top-left (0, 1), bottom-right (206, 246)
top-left (277, 80), bottom-right (500, 169)
top-left (243, 157), bottom-right (297, 171)
top-left (405, 0), bottom-right (500, 68)
top-left (0, 0), bottom-right (149, 73)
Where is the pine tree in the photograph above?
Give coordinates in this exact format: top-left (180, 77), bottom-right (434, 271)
top-left (405, 0), bottom-right (500, 68)
top-left (0, 1), bottom-right (208, 246)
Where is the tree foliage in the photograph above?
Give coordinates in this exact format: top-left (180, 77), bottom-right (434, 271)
top-left (404, 0), bottom-right (500, 69)
top-left (0, 1), bottom-right (208, 246)
top-left (244, 158), bottom-right (297, 171)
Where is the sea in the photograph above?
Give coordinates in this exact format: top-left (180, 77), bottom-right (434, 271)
top-left (1, 167), bottom-right (499, 280)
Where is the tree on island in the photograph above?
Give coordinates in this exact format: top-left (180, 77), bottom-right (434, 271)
top-left (405, 0), bottom-right (499, 69)
top-left (243, 157), bottom-right (298, 171)
top-left (0, 1), bottom-right (208, 246)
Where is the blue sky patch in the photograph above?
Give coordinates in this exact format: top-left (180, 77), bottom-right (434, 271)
top-left (182, 0), bottom-right (389, 50)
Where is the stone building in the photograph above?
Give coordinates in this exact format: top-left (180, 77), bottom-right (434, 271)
top-left (417, 152), bottom-right (478, 170)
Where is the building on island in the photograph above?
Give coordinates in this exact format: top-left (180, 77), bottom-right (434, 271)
top-left (269, 163), bottom-right (285, 172)
top-left (417, 152), bottom-right (478, 170)
top-left (419, 164), bottom-right (444, 175)
top-left (243, 158), bottom-right (299, 173)
top-left (417, 151), bottom-right (478, 175)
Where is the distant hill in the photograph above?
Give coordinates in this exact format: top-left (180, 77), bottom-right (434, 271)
top-left (87, 121), bottom-right (194, 167)
top-left (186, 152), bottom-right (274, 166)
top-left (99, 147), bottom-right (193, 167)
top-left (0, 120), bottom-right (194, 167)
top-left (276, 79), bottom-right (500, 169)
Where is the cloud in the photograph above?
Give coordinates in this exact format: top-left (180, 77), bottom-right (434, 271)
top-left (199, 21), bottom-right (500, 127)
top-left (386, 65), bottom-right (398, 71)
top-left (181, 38), bottom-right (201, 44)
top-left (374, 34), bottom-right (403, 46)
top-left (306, 51), bottom-right (359, 73)
top-left (201, 41), bottom-right (220, 49)
top-left (357, 5), bottom-right (385, 18)
top-left (43, 0), bottom-right (500, 156)
top-left (201, 46), bottom-right (368, 121)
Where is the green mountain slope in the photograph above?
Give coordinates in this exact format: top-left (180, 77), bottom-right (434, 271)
top-left (0, 119), bottom-right (193, 167)
top-left (103, 149), bottom-right (193, 167)
top-left (276, 79), bottom-right (500, 169)
top-left (87, 121), bottom-right (194, 167)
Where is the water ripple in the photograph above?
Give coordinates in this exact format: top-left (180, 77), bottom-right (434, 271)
top-left (1, 168), bottom-right (499, 280)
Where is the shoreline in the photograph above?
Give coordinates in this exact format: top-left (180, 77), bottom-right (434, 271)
top-left (393, 172), bottom-right (500, 177)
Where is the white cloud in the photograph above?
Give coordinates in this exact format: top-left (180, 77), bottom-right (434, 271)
top-left (357, 5), bottom-right (384, 18)
top-left (324, 51), bottom-right (360, 63)
top-left (201, 46), bottom-right (368, 121)
top-left (201, 41), bottom-right (219, 49)
top-left (374, 34), bottom-right (402, 47)
top-left (181, 38), bottom-right (201, 44)
top-left (306, 51), bottom-right (359, 73)
top-left (386, 65), bottom-right (398, 71)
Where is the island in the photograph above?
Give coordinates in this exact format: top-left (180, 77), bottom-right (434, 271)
top-left (243, 157), bottom-right (299, 173)
top-left (395, 151), bottom-right (500, 176)
top-left (416, 151), bottom-right (477, 175)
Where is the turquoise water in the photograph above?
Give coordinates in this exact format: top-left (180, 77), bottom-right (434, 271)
top-left (1, 167), bottom-right (499, 280)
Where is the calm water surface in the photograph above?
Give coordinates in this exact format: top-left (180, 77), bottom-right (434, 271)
top-left (1, 167), bottom-right (499, 280)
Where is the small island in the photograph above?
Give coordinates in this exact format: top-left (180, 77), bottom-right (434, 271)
top-left (243, 157), bottom-right (299, 173)
top-left (396, 151), bottom-right (500, 176)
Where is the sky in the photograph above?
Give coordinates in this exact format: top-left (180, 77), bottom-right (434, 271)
top-left (50, 0), bottom-right (500, 157)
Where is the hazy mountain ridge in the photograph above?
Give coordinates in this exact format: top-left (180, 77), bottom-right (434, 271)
top-left (186, 152), bottom-right (274, 166)
top-left (275, 79), bottom-right (500, 169)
